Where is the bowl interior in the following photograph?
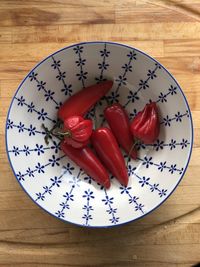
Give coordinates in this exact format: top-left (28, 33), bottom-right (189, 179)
top-left (6, 42), bottom-right (193, 227)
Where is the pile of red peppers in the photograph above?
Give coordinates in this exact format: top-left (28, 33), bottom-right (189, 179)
top-left (43, 80), bottom-right (160, 189)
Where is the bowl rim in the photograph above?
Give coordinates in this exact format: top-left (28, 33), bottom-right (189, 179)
top-left (5, 41), bottom-right (194, 228)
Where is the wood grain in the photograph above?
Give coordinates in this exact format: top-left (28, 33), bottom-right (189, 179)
top-left (0, 0), bottom-right (200, 266)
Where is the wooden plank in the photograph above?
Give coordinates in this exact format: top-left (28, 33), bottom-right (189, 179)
top-left (0, 6), bottom-right (115, 27)
top-left (1, 23), bottom-right (200, 44)
top-left (0, 42), bottom-right (164, 62)
top-left (164, 39), bottom-right (200, 57)
top-left (0, 204), bottom-right (198, 230)
top-left (116, 1), bottom-right (200, 23)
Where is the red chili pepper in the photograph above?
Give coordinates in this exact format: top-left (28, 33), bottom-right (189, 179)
top-left (91, 127), bottom-right (128, 186)
top-left (104, 103), bottom-right (137, 160)
top-left (61, 116), bottom-right (93, 148)
top-left (61, 141), bottom-right (110, 189)
top-left (58, 80), bottom-right (113, 121)
top-left (130, 102), bottom-right (160, 144)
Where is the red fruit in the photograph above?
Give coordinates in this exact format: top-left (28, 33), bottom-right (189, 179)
top-left (61, 141), bottom-right (110, 189)
top-left (104, 103), bottom-right (137, 160)
top-left (91, 127), bottom-right (128, 186)
top-left (130, 102), bottom-right (160, 144)
top-left (58, 80), bottom-right (113, 121)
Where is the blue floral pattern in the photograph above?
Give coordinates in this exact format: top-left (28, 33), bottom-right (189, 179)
top-left (6, 42), bottom-right (193, 227)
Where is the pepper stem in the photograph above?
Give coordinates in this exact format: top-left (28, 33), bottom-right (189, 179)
top-left (42, 123), bottom-right (63, 145)
top-left (126, 139), bottom-right (141, 168)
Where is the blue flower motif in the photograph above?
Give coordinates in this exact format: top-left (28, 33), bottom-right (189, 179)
top-left (29, 71), bottom-right (38, 81)
top-left (63, 192), bottom-right (74, 201)
top-left (159, 189), bottom-right (167, 197)
top-left (98, 61), bottom-right (109, 70)
top-left (26, 167), bottom-right (34, 177)
top-left (44, 90), bottom-right (55, 101)
top-left (136, 142), bottom-right (146, 150)
top-left (163, 115), bottom-right (171, 126)
top-left (36, 192), bottom-right (45, 201)
top-left (43, 186), bottom-right (52, 194)
top-left (17, 171), bottom-right (24, 181)
top-left (147, 70), bottom-right (157, 79)
top-left (158, 92), bottom-right (167, 103)
top-left (95, 75), bottom-right (107, 83)
top-left (139, 79), bottom-right (149, 89)
top-left (100, 49), bottom-right (110, 57)
top-left (60, 202), bottom-right (69, 209)
top-left (169, 139), bottom-right (176, 150)
top-left (122, 63), bottom-right (132, 72)
top-left (34, 144), bottom-right (44, 156)
top-left (169, 85), bottom-right (177, 95)
top-left (116, 75), bottom-right (127, 86)
top-left (28, 124), bottom-right (36, 136)
top-left (175, 111), bottom-right (182, 122)
top-left (13, 146), bottom-right (19, 156)
top-left (142, 156), bottom-right (153, 168)
top-left (55, 210), bottom-right (65, 218)
top-left (135, 203), bottom-right (144, 212)
top-left (17, 122), bottom-right (25, 133)
top-left (153, 140), bottom-right (164, 151)
top-left (23, 145), bottom-right (30, 156)
top-left (180, 138), bottom-right (189, 149)
top-left (110, 217), bottom-right (119, 224)
top-left (37, 81), bottom-right (46, 91)
top-left (127, 90), bottom-right (139, 103)
top-left (61, 84), bottom-right (72, 96)
top-left (76, 58), bottom-right (86, 66)
top-left (7, 119), bottom-right (14, 129)
top-left (69, 176), bottom-right (81, 187)
top-left (63, 163), bottom-right (74, 174)
top-left (73, 46), bottom-right (83, 54)
top-left (50, 176), bottom-right (62, 187)
top-left (107, 91), bottom-right (120, 104)
top-left (155, 62), bottom-right (161, 69)
top-left (76, 70), bottom-right (88, 81)
top-left (27, 102), bottom-right (35, 112)
top-left (37, 108), bottom-right (47, 121)
top-left (129, 196), bottom-right (139, 204)
top-left (179, 168), bottom-right (184, 174)
top-left (129, 108), bottom-right (137, 119)
top-left (51, 141), bottom-right (60, 154)
top-left (127, 50), bottom-right (137, 60)
top-left (83, 190), bottom-right (95, 201)
top-left (120, 186), bottom-right (132, 194)
top-left (83, 205), bottom-right (93, 211)
top-left (150, 183), bottom-right (159, 192)
top-left (51, 60), bottom-right (61, 69)
top-left (169, 164), bottom-right (177, 174)
top-left (49, 155), bottom-right (60, 167)
top-left (158, 161), bottom-right (166, 172)
top-left (17, 96), bottom-right (25, 106)
top-left (139, 176), bottom-right (150, 187)
top-left (84, 175), bottom-right (93, 184)
top-left (106, 207), bottom-right (117, 214)
top-left (35, 163), bottom-right (45, 173)
top-left (56, 71), bottom-right (66, 81)
top-left (82, 214), bottom-right (92, 220)
top-left (102, 195), bottom-right (113, 205)
top-left (127, 165), bottom-right (136, 176)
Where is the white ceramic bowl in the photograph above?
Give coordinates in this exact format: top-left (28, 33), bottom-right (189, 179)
top-left (6, 42), bottom-right (193, 227)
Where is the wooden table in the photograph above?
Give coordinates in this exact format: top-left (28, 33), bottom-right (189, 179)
top-left (0, 0), bottom-right (200, 266)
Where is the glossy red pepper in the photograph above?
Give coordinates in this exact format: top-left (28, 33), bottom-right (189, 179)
top-left (91, 127), bottom-right (128, 186)
top-left (104, 103), bottom-right (137, 160)
top-left (130, 102), bottom-right (160, 144)
top-left (58, 80), bottom-right (113, 121)
top-left (61, 141), bottom-right (110, 189)
top-left (61, 116), bottom-right (93, 148)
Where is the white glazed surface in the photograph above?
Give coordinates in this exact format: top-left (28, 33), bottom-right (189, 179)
top-left (6, 42), bottom-right (193, 227)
